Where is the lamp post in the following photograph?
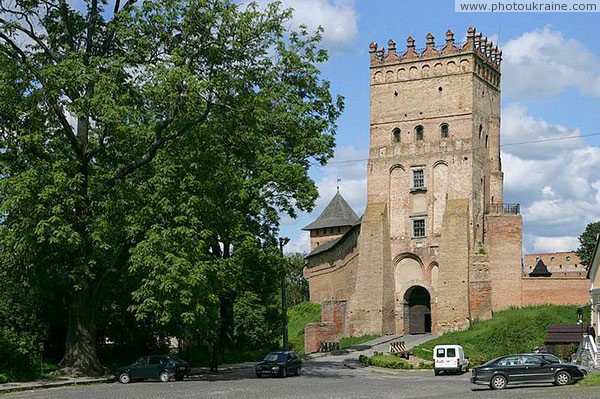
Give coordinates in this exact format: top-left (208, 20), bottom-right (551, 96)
top-left (577, 306), bottom-right (584, 338)
top-left (279, 237), bottom-right (290, 351)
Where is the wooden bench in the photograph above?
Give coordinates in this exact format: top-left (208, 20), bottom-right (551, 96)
top-left (388, 341), bottom-right (412, 359)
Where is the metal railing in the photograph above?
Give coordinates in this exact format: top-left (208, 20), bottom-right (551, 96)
top-left (486, 203), bottom-right (520, 215)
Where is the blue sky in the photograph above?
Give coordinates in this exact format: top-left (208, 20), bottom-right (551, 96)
top-left (252, 0), bottom-right (600, 255)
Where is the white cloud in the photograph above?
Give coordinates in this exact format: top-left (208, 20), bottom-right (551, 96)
top-left (248, 0), bottom-right (358, 50)
top-left (501, 103), bottom-right (585, 160)
top-left (541, 186), bottom-right (556, 198)
top-left (502, 26), bottom-right (600, 99)
top-left (502, 105), bottom-right (600, 253)
top-left (530, 235), bottom-right (580, 253)
top-left (285, 230), bottom-right (311, 255)
top-left (282, 145), bottom-right (367, 253)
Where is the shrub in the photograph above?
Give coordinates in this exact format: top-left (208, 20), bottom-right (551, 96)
top-left (360, 354), bottom-right (413, 369)
top-left (0, 327), bottom-right (41, 381)
top-left (418, 362), bottom-right (433, 369)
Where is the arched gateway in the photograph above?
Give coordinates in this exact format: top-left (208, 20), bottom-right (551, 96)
top-left (404, 286), bottom-right (431, 334)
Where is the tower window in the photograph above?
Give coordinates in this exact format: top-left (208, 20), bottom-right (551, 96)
top-left (479, 124), bottom-right (483, 140)
top-left (415, 125), bottom-right (424, 141)
top-left (412, 168), bottom-right (425, 189)
top-left (412, 219), bottom-right (426, 238)
top-left (392, 128), bottom-right (401, 142)
top-left (440, 124), bottom-right (449, 138)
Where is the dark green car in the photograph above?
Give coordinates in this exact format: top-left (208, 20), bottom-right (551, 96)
top-left (117, 355), bottom-right (190, 383)
top-left (255, 351), bottom-right (302, 378)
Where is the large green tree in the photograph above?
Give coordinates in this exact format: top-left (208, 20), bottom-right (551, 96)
top-left (0, 0), bottom-right (342, 375)
top-left (577, 221), bottom-right (600, 268)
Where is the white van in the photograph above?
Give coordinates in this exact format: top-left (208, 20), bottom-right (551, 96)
top-left (433, 345), bottom-right (469, 375)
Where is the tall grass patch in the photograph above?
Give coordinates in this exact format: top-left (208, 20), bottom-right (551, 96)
top-left (287, 302), bottom-right (321, 355)
top-left (413, 305), bottom-right (589, 366)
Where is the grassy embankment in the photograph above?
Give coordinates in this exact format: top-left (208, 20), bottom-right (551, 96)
top-left (413, 304), bottom-right (588, 366)
top-left (287, 302), bottom-right (322, 355)
top-left (359, 304), bottom-right (598, 383)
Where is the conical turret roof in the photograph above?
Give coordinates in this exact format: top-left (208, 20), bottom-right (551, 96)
top-left (302, 192), bottom-right (359, 230)
top-left (529, 259), bottom-right (552, 277)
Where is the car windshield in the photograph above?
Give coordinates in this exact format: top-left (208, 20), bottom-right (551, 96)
top-left (542, 354), bottom-right (561, 363)
top-left (264, 353), bottom-right (286, 362)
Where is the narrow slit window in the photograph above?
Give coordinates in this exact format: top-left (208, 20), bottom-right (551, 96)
top-left (415, 125), bottom-right (424, 141)
top-left (440, 124), bottom-right (449, 138)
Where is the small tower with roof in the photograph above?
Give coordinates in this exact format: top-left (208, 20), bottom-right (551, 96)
top-left (302, 191), bottom-right (359, 251)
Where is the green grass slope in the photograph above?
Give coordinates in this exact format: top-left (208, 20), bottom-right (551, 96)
top-left (413, 305), bottom-right (589, 365)
top-left (287, 302), bottom-right (321, 355)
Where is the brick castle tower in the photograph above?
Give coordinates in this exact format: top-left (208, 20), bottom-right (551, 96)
top-left (304, 28), bottom-right (525, 349)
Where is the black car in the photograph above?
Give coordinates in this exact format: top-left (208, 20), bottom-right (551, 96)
top-left (255, 351), bottom-right (302, 378)
top-left (471, 354), bottom-right (586, 390)
top-left (117, 355), bottom-right (190, 383)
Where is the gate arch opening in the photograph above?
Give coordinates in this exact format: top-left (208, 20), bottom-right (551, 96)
top-left (404, 286), bottom-right (431, 334)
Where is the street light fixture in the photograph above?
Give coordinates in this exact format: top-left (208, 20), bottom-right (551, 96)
top-left (577, 306), bottom-right (584, 339)
top-left (279, 237), bottom-right (290, 351)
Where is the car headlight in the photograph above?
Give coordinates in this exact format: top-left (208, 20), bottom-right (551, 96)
top-left (272, 366), bottom-right (279, 371)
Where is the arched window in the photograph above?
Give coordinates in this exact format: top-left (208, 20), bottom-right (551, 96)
top-left (479, 124), bottom-right (483, 140)
top-left (392, 128), bottom-right (401, 142)
top-left (415, 125), bottom-right (424, 141)
top-left (440, 124), bottom-right (449, 138)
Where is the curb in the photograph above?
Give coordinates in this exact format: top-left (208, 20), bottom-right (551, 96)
top-left (0, 378), bottom-right (108, 395)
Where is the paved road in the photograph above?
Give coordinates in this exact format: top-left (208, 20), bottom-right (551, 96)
top-left (3, 358), bottom-right (600, 399)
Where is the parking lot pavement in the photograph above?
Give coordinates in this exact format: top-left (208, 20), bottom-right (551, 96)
top-left (0, 363), bottom-right (259, 394)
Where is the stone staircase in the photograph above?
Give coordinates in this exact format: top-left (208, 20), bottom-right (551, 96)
top-left (574, 334), bottom-right (598, 369)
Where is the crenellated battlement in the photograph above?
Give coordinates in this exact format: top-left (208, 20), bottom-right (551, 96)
top-left (370, 27), bottom-right (501, 70)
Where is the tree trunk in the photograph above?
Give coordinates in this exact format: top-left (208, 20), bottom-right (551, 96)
top-left (60, 287), bottom-right (106, 376)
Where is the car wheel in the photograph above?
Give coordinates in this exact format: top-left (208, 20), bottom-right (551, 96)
top-left (294, 366), bottom-right (300, 376)
top-left (434, 369), bottom-right (440, 376)
top-left (256, 372), bottom-right (262, 378)
top-left (159, 371), bottom-right (170, 382)
top-left (490, 375), bottom-right (507, 390)
top-left (174, 374), bottom-right (184, 381)
top-left (119, 373), bottom-right (131, 384)
top-left (554, 371), bottom-right (572, 386)
top-left (280, 367), bottom-right (287, 378)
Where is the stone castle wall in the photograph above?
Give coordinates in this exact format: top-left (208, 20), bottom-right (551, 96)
top-left (486, 214), bottom-right (523, 311)
top-left (305, 251), bottom-right (359, 305)
top-left (304, 300), bottom-right (347, 354)
top-left (521, 278), bottom-right (589, 306)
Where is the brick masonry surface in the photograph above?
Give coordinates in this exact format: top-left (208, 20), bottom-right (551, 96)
top-left (303, 28), bottom-right (589, 353)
